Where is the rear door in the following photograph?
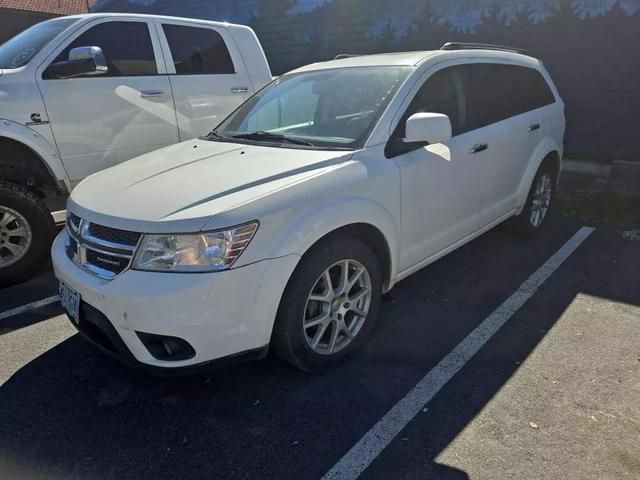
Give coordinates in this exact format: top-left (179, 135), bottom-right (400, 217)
top-left (155, 20), bottom-right (254, 140)
top-left (463, 63), bottom-right (554, 221)
top-left (36, 18), bottom-right (179, 181)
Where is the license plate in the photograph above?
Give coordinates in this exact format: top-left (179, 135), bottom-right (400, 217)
top-left (59, 281), bottom-right (80, 324)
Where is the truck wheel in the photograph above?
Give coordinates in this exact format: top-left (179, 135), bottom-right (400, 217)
top-left (272, 235), bottom-right (382, 372)
top-left (0, 181), bottom-right (55, 286)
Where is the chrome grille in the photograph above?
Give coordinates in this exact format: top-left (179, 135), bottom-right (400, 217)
top-left (65, 215), bottom-right (141, 279)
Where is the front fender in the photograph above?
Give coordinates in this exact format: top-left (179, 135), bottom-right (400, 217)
top-left (266, 197), bottom-right (401, 288)
top-left (0, 118), bottom-right (69, 190)
top-left (515, 136), bottom-right (562, 214)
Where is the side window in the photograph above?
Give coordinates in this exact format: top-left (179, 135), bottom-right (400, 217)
top-left (464, 64), bottom-right (555, 129)
top-left (517, 67), bottom-right (556, 111)
top-left (396, 66), bottom-right (468, 138)
top-left (162, 24), bottom-right (235, 75)
top-left (47, 21), bottom-right (157, 78)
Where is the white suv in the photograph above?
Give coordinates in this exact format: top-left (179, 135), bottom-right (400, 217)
top-left (0, 14), bottom-right (271, 284)
top-left (52, 44), bottom-right (565, 372)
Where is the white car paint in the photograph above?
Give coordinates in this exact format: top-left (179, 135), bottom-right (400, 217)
top-left (0, 13), bottom-right (272, 189)
top-left (52, 48), bottom-right (565, 369)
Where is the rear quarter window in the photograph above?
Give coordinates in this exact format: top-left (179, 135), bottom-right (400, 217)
top-left (464, 63), bottom-right (555, 130)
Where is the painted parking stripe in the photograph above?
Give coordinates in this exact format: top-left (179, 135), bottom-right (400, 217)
top-left (0, 295), bottom-right (60, 321)
top-left (323, 226), bottom-right (595, 480)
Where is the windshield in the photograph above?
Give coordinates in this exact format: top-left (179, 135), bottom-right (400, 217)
top-left (212, 66), bottom-right (411, 150)
top-left (0, 18), bottom-right (79, 69)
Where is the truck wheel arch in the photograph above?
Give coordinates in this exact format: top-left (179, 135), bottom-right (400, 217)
top-left (0, 120), bottom-right (69, 195)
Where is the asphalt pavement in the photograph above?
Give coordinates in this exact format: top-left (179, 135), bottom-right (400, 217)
top-left (0, 217), bottom-right (638, 480)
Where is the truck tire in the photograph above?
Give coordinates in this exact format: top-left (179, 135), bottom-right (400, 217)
top-left (0, 181), bottom-right (56, 286)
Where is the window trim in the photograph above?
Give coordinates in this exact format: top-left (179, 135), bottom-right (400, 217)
top-left (40, 17), bottom-right (166, 80)
top-left (383, 58), bottom-right (557, 158)
top-left (156, 21), bottom-right (237, 76)
top-left (384, 60), bottom-right (472, 158)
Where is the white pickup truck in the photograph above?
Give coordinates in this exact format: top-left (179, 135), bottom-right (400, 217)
top-left (0, 13), bottom-right (272, 284)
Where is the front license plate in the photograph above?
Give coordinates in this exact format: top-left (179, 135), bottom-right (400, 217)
top-left (59, 281), bottom-right (80, 324)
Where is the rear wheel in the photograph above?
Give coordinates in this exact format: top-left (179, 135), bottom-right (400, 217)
top-left (506, 163), bottom-right (555, 235)
top-left (0, 181), bottom-right (55, 286)
top-left (272, 235), bottom-right (382, 372)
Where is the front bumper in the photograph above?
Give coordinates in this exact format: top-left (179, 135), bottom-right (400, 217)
top-left (52, 231), bottom-right (300, 369)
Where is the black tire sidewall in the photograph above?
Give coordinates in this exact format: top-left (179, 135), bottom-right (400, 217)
top-left (273, 236), bottom-right (383, 372)
top-left (0, 183), bottom-right (55, 285)
top-left (509, 163), bottom-right (556, 235)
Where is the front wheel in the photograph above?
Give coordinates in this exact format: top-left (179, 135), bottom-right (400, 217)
top-left (506, 165), bottom-right (555, 235)
top-left (272, 235), bottom-right (382, 372)
top-left (0, 182), bottom-right (55, 286)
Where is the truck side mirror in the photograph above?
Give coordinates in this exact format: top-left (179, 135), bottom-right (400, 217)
top-left (48, 46), bottom-right (108, 79)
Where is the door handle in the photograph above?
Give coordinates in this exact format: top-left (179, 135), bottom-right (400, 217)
top-left (528, 123), bottom-right (541, 132)
top-left (469, 143), bottom-right (489, 154)
top-left (139, 90), bottom-right (165, 98)
top-left (231, 87), bottom-right (249, 94)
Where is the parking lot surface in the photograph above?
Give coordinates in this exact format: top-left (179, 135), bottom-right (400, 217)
top-left (1, 217), bottom-right (638, 480)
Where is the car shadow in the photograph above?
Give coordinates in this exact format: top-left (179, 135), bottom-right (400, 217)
top-left (0, 220), bottom-right (637, 480)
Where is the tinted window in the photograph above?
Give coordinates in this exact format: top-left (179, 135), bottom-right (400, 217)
top-left (162, 24), bottom-right (235, 75)
top-left (464, 64), bottom-right (555, 129)
top-left (0, 18), bottom-right (78, 69)
top-left (48, 21), bottom-right (157, 78)
top-left (396, 66), bottom-right (468, 138)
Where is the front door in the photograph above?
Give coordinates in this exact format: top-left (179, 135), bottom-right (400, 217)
top-left (392, 66), bottom-right (485, 271)
top-left (36, 18), bottom-right (179, 181)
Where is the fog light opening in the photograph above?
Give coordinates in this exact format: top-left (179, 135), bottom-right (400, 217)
top-left (136, 332), bottom-right (196, 361)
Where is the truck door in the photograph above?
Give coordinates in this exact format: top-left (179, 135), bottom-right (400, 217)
top-left (154, 20), bottom-right (254, 140)
top-left (36, 17), bottom-right (179, 181)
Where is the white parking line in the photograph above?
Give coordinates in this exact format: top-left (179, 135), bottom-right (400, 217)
top-left (0, 295), bottom-right (60, 321)
top-left (323, 226), bottom-right (595, 480)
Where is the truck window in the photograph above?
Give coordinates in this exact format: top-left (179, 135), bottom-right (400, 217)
top-left (162, 24), bottom-right (235, 75)
top-left (47, 21), bottom-right (157, 78)
top-left (0, 17), bottom-right (78, 69)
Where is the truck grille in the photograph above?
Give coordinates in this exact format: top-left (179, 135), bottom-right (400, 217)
top-left (65, 215), bottom-right (141, 279)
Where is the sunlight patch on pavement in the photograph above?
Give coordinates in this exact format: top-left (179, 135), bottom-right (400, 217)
top-left (0, 315), bottom-right (76, 386)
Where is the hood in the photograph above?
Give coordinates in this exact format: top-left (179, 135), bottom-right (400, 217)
top-left (69, 139), bottom-right (353, 232)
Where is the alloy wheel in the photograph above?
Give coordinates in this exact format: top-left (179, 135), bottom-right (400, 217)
top-left (0, 206), bottom-right (32, 267)
top-left (303, 259), bottom-right (372, 355)
top-left (529, 173), bottom-right (552, 227)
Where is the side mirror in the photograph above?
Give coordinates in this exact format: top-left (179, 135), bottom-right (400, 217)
top-left (404, 113), bottom-right (452, 145)
top-left (48, 46), bottom-right (108, 79)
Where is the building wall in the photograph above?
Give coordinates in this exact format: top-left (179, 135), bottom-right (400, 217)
top-left (0, 9), bottom-right (57, 44)
top-left (92, 0), bottom-right (640, 162)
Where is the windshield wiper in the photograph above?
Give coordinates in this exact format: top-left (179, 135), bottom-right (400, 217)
top-left (231, 131), bottom-right (315, 146)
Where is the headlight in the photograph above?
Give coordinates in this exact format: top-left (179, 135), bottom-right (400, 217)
top-left (132, 221), bottom-right (258, 273)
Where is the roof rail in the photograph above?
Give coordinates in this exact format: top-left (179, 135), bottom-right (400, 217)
top-left (440, 42), bottom-right (528, 54)
top-left (334, 54), bottom-right (361, 60)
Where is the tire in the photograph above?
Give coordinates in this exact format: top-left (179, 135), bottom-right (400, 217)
top-left (506, 162), bottom-right (556, 236)
top-left (272, 235), bottom-right (383, 372)
top-left (0, 181), bottom-right (56, 286)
